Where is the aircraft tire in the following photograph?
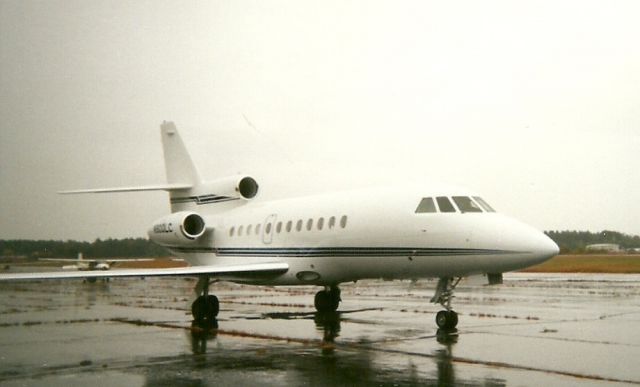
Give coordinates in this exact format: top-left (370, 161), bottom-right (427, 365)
top-left (192, 296), bottom-right (205, 322)
top-left (205, 295), bottom-right (220, 318)
top-left (192, 295), bottom-right (219, 322)
top-left (314, 290), bottom-right (339, 313)
top-left (436, 310), bottom-right (458, 330)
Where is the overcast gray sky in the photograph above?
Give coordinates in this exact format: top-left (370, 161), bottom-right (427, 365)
top-left (1, 0), bottom-right (639, 241)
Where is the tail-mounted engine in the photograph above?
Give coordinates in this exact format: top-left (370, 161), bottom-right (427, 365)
top-left (169, 175), bottom-right (259, 211)
top-left (148, 211), bottom-right (206, 247)
top-left (197, 175), bottom-right (259, 201)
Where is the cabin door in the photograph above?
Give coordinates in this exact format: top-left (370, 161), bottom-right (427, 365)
top-left (262, 214), bottom-right (277, 245)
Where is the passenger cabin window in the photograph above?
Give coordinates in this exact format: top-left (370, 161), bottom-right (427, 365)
top-left (247, 224), bottom-right (253, 235)
top-left (415, 197), bottom-right (436, 213)
top-left (452, 196), bottom-right (483, 213)
top-left (286, 220), bottom-right (292, 232)
top-left (473, 196), bottom-right (496, 212)
top-left (296, 220), bottom-right (303, 232)
top-left (436, 197), bottom-right (456, 213)
top-left (318, 217), bottom-right (324, 230)
top-left (238, 225), bottom-right (244, 236)
top-left (229, 227), bottom-right (235, 237)
top-left (276, 222), bottom-right (282, 233)
top-left (328, 216), bottom-right (336, 229)
top-left (340, 215), bottom-right (348, 228)
top-left (306, 219), bottom-right (313, 231)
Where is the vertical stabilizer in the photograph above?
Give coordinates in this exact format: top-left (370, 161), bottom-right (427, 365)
top-left (160, 121), bottom-right (200, 186)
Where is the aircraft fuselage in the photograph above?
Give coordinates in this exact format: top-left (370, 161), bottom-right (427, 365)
top-left (165, 186), bottom-right (558, 286)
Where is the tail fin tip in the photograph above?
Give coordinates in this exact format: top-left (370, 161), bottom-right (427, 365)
top-left (160, 121), bottom-right (200, 186)
top-left (161, 121), bottom-right (177, 135)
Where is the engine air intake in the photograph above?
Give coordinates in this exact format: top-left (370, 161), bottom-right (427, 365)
top-left (182, 213), bottom-right (205, 239)
top-left (238, 177), bottom-right (259, 199)
top-left (148, 211), bottom-right (206, 246)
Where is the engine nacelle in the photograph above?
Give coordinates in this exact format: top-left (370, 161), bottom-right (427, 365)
top-left (195, 175), bottom-right (259, 201)
top-left (148, 211), bottom-right (206, 247)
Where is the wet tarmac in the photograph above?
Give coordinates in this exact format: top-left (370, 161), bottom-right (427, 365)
top-left (1, 271), bottom-right (639, 386)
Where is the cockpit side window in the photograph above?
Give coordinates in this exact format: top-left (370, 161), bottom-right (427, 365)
top-left (415, 197), bottom-right (436, 213)
top-left (473, 196), bottom-right (496, 212)
top-left (436, 196), bottom-right (456, 213)
top-left (452, 196), bottom-right (483, 213)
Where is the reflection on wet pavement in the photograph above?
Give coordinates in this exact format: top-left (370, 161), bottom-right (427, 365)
top-left (1, 273), bottom-right (639, 386)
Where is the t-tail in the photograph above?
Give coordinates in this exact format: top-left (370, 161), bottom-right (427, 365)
top-left (60, 121), bottom-right (260, 247)
top-left (159, 121), bottom-right (258, 213)
top-left (60, 121), bottom-right (259, 214)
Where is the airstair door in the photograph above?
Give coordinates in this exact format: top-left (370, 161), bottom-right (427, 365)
top-left (262, 214), bottom-right (277, 245)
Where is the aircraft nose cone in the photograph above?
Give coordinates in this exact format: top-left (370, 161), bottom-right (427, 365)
top-left (538, 233), bottom-right (560, 260)
top-left (524, 230), bottom-right (560, 267)
top-left (486, 215), bottom-right (560, 269)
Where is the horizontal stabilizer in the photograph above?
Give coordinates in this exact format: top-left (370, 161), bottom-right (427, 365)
top-left (58, 183), bottom-right (192, 195)
top-left (0, 262), bottom-right (289, 281)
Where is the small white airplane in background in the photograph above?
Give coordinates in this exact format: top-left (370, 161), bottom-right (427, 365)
top-left (0, 122), bottom-right (559, 330)
top-left (41, 253), bottom-right (153, 271)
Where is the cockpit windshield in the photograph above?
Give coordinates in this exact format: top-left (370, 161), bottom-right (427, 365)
top-left (452, 196), bottom-right (483, 213)
top-left (472, 196), bottom-right (495, 212)
top-left (415, 196), bottom-right (496, 214)
top-left (415, 197), bottom-right (437, 213)
top-left (436, 197), bottom-right (456, 213)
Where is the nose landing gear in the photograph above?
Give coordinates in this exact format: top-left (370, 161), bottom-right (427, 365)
top-left (431, 277), bottom-right (461, 330)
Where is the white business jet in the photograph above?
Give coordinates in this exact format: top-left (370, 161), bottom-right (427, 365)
top-left (0, 122), bottom-right (559, 330)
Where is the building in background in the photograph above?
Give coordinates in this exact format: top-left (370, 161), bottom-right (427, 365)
top-left (585, 243), bottom-right (621, 253)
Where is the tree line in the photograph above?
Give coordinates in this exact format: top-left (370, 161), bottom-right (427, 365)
top-left (0, 238), bottom-right (169, 260)
top-left (545, 230), bottom-right (640, 253)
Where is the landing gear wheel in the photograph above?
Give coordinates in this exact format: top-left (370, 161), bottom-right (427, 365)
top-left (192, 295), bottom-right (219, 323)
top-left (436, 310), bottom-right (458, 330)
top-left (314, 290), bottom-right (340, 313)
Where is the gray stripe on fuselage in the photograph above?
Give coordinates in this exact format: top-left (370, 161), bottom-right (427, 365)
top-left (164, 246), bottom-right (525, 256)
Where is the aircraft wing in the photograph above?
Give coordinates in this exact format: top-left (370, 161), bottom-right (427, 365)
top-left (0, 262), bottom-right (289, 281)
top-left (40, 258), bottom-right (155, 263)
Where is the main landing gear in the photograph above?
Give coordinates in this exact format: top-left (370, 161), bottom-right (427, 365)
top-left (314, 286), bottom-right (341, 313)
top-left (191, 276), bottom-right (219, 325)
top-left (431, 277), bottom-right (461, 330)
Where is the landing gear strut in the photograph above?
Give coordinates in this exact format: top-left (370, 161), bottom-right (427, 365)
top-left (431, 277), bottom-right (461, 330)
top-left (314, 286), bottom-right (341, 313)
top-left (192, 276), bottom-right (219, 324)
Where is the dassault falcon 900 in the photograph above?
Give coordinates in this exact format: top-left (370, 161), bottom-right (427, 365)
top-left (0, 122), bottom-right (559, 330)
